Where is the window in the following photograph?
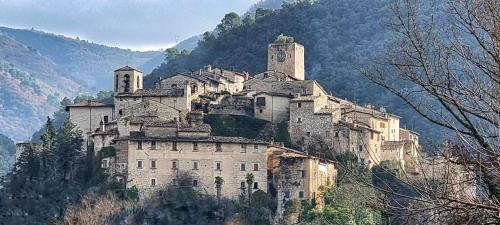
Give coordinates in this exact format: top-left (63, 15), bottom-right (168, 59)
top-left (137, 141), bottom-right (143, 150)
top-left (306, 132), bottom-right (311, 137)
top-left (253, 144), bottom-right (259, 152)
top-left (380, 122), bottom-right (386, 128)
top-left (215, 162), bottom-right (222, 171)
top-left (150, 160), bottom-right (157, 169)
top-left (104, 116), bottom-right (109, 123)
top-left (253, 182), bottom-right (258, 189)
top-left (358, 145), bottom-right (363, 152)
top-left (101, 159), bottom-right (108, 168)
top-left (256, 97), bottom-right (266, 106)
top-left (240, 163), bottom-right (246, 171)
top-left (253, 163), bottom-right (259, 171)
top-left (172, 142), bottom-right (178, 151)
top-left (193, 142), bottom-right (199, 151)
top-left (299, 191), bottom-right (304, 198)
top-left (192, 161), bottom-right (199, 170)
top-left (215, 143), bottom-right (222, 152)
top-left (325, 131), bottom-right (330, 137)
top-left (150, 178), bottom-right (156, 187)
top-left (193, 180), bottom-right (198, 187)
top-left (171, 160), bottom-right (178, 170)
top-left (241, 182), bottom-right (246, 189)
top-left (301, 170), bottom-right (306, 178)
top-left (334, 132), bottom-right (339, 137)
top-left (297, 103), bottom-right (302, 108)
top-left (240, 144), bottom-right (247, 153)
top-left (297, 117), bottom-right (302, 123)
top-left (285, 191), bottom-right (290, 198)
top-left (371, 132), bottom-right (374, 140)
top-left (151, 141), bottom-right (156, 150)
top-left (259, 109), bottom-right (263, 113)
top-left (118, 109), bottom-right (123, 116)
top-left (137, 160), bottom-right (143, 169)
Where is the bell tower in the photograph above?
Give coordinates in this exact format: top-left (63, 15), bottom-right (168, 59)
top-left (114, 66), bottom-right (143, 94)
top-left (267, 42), bottom-right (304, 80)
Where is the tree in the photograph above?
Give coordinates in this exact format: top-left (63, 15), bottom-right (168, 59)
top-left (164, 47), bottom-right (180, 62)
top-left (275, 33), bottom-right (294, 43)
top-left (245, 173), bottom-right (255, 203)
top-left (215, 176), bottom-right (224, 202)
top-left (54, 118), bottom-right (83, 182)
top-left (39, 117), bottom-right (56, 177)
top-left (216, 12), bottom-right (241, 35)
top-left (16, 143), bottom-right (40, 181)
top-left (364, 0), bottom-right (500, 223)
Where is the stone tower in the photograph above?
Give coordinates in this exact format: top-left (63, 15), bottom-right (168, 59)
top-left (114, 66), bottom-right (143, 94)
top-left (267, 42), bottom-right (304, 80)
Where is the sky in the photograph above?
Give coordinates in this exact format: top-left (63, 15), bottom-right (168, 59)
top-left (0, 0), bottom-right (260, 51)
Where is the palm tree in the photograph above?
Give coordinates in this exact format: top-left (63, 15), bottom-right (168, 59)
top-left (215, 176), bottom-right (224, 202)
top-left (245, 173), bottom-right (255, 204)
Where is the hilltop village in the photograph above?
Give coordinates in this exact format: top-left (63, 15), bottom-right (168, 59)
top-left (18, 41), bottom-right (420, 216)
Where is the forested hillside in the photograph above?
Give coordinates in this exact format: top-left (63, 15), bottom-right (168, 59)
top-left (0, 27), bottom-right (163, 90)
top-left (147, 0), bottom-right (443, 143)
top-left (0, 33), bottom-right (83, 141)
top-left (0, 134), bottom-right (15, 177)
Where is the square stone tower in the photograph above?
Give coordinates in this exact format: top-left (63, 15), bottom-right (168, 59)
top-left (114, 66), bottom-right (143, 94)
top-left (267, 42), bottom-right (304, 80)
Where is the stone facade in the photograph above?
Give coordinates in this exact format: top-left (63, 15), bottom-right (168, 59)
top-left (267, 146), bottom-right (336, 221)
top-left (118, 123), bottom-right (268, 199)
top-left (254, 92), bottom-right (293, 123)
top-left (267, 43), bottom-right (305, 80)
top-left (65, 100), bottom-right (114, 150)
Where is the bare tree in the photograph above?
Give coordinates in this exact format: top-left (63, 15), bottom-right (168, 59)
top-left (362, 0), bottom-right (499, 223)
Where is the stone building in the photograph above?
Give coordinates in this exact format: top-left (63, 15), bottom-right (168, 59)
top-left (65, 100), bottom-right (114, 149)
top-left (289, 94), bottom-right (341, 149)
top-left (113, 66), bottom-right (191, 119)
top-left (254, 92), bottom-right (294, 123)
top-left (267, 42), bottom-right (305, 81)
top-left (111, 120), bottom-right (269, 199)
top-left (267, 145), bottom-right (336, 221)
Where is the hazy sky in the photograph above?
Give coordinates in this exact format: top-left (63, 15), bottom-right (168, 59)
top-left (0, 0), bottom-right (259, 50)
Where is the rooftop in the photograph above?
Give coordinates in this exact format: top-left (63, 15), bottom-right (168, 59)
top-left (114, 65), bottom-right (142, 73)
top-left (65, 100), bottom-right (113, 111)
top-left (126, 131), bottom-right (267, 144)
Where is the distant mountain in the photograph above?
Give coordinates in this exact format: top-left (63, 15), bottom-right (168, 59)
top-left (0, 27), bottom-right (163, 91)
top-left (0, 32), bottom-right (82, 141)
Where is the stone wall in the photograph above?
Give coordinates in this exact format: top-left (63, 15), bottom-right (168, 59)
top-left (127, 140), bottom-right (268, 199)
top-left (254, 93), bottom-right (291, 123)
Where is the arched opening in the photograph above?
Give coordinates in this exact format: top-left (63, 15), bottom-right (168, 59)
top-left (124, 74), bottom-right (131, 93)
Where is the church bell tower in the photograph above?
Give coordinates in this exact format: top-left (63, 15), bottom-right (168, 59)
top-left (114, 66), bottom-right (143, 94)
top-left (267, 42), bottom-right (304, 80)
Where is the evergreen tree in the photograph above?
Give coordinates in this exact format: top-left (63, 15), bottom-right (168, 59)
top-left (16, 143), bottom-right (40, 181)
top-left (54, 117), bottom-right (83, 182)
top-left (39, 117), bottom-right (56, 177)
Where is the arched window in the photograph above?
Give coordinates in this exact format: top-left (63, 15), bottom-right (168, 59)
top-left (124, 74), bottom-right (131, 93)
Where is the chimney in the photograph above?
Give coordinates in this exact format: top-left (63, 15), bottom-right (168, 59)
top-left (199, 69), bottom-right (202, 75)
top-left (380, 106), bottom-right (386, 113)
top-left (99, 120), bottom-right (105, 132)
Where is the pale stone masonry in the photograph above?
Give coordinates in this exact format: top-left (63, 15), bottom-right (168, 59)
top-left (56, 41), bottom-right (421, 203)
top-left (267, 146), bottom-right (336, 221)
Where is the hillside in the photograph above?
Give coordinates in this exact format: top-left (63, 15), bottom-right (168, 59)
top-left (0, 33), bottom-right (83, 141)
top-left (146, 0), bottom-right (443, 143)
top-left (0, 134), bottom-right (15, 177)
top-left (0, 27), bottom-right (163, 90)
